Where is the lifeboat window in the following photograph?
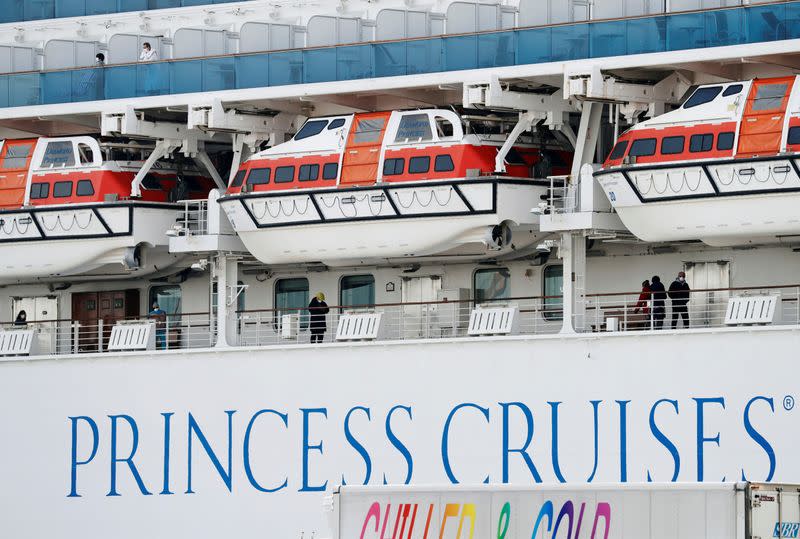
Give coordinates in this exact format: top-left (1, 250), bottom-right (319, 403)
top-left (434, 154), bottom-right (455, 172)
top-left (327, 118), bottom-right (346, 130)
top-left (608, 140), bottom-right (629, 160)
top-left (340, 274), bottom-right (375, 309)
top-left (294, 120), bottom-right (329, 141)
top-left (395, 114), bottom-right (433, 142)
top-left (230, 169), bottom-right (246, 187)
top-left (354, 118), bottom-right (387, 144)
top-left (76, 180), bottom-right (94, 197)
top-left (29, 182), bottom-right (49, 199)
top-left (408, 156), bottom-right (431, 174)
top-left (78, 143), bottom-right (94, 166)
top-left (322, 162), bottom-right (339, 180)
top-left (717, 132), bottom-right (736, 151)
top-left (689, 133), bottom-right (714, 153)
top-left (722, 84), bottom-right (743, 97)
top-left (299, 164), bottom-right (320, 181)
top-left (247, 168), bottom-right (271, 185)
top-left (435, 116), bottom-right (455, 138)
top-left (660, 136), bottom-right (685, 155)
top-left (275, 166), bottom-right (295, 183)
top-left (683, 86), bottom-right (722, 109)
top-left (788, 127), bottom-right (800, 145)
top-left (752, 83), bottom-right (789, 111)
top-left (383, 158), bottom-right (405, 176)
top-left (629, 138), bottom-right (657, 157)
top-left (53, 181), bottom-right (73, 198)
top-left (474, 267), bottom-right (510, 304)
top-left (41, 141), bottom-right (76, 168)
top-left (1, 142), bottom-right (33, 169)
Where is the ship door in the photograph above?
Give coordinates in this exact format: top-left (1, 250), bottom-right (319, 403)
top-left (684, 261), bottom-right (730, 327)
top-left (0, 139), bottom-right (36, 209)
top-left (736, 78), bottom-right (794, 157)
top-left (11, 295), bottom-right (58, 354)
top-left (401, 276), bottom-right (442, 339)
top-left (339, 112), bottom-right (391, 186)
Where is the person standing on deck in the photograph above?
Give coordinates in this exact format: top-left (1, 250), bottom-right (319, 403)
top-left (308, 292), bottom-right (329, 344)
top-left (148, 302), bottom-right (167, 349)
top-left (669, 271), bottom-right (691, 329)
top-left (650, 276), bottom-right (667, 329)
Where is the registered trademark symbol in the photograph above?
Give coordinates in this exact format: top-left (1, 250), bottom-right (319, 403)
top-left (784, 395), bottom-right (795, 411)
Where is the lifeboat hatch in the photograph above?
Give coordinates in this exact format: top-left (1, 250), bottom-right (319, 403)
top-left (0, 139), bottom-right (36, 210)
top-left (736, 77), bottom-right (794, 158)
top-left (339, 112), bottom-right (391, 187)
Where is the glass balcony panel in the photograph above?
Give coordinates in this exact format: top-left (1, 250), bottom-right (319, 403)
top-left (269, 51), bottom-right (303, 86)
top-left (86, 0), bottom-right (118, 15)
top-left (202, 57), bottom-right (235, 91)
top-left (478, 32), bottom-right (515, 68)
top-left (137, 62), bottom-right (169, 96)
top-left (590, 20), bottom-right (627, 58)
top-left (444, 35), bottom-right (477, 71)
top-left (41, 71), bottom-right (72, 104)
top-left (666, 12), bottom-right (705, 50)
top-left (104, 65), bottom-right (137, 99)
top-left (148, 0), bottom-right (180, 8)
top-left (516, 27), bottom-right (552, 64)
top-left (0, 76), bottom-right (9, 108)
top-left (235, 54), bottom-right (269, 89)
top-left (303, 48), bottom-right (337, 84)
top-left (747, 3), bottom-right (788, 42)
top-left (704, 9), bottom-right (744, 47)
top-left (9, 73), bottom-right (41, 107)
top-left (374, 42), bottom-right (407, 77)
top-left (551, 23), bottom-right (589, 61)
top-left (0, 4), bottom-right (24, 23)
top-left (72, 68), bottom-right (104, 101)
top-left (785, 3), bottom-right (800, 40)
top-left (55, 0), bottom-right (86, 18)
top-left (171, 60), bottom-right (202, 95)
top-left (25, 0), bottom-right (56, 21)
top-left (626, 16), bottom-right (667, 55)
top-left (118, 0), bottom-right (148, 10)
top-left (406, 38), bottom-right (443, 75)
top-left (337, 45), bottom-right (372, 81)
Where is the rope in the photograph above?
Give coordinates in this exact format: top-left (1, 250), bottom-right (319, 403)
top-left (40, 212), bottom-right (93, 232)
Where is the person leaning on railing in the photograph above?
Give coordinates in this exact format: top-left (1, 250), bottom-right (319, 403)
top-left (148, 302), bottom-right (167, 350)
top-left (632, 280), bottom-right (652, 328)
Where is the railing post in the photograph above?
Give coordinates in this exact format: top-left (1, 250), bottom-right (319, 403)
top-left (73, 323), bottom-right (79, 354)
top-left (97, 319), bottom-right (103, 352)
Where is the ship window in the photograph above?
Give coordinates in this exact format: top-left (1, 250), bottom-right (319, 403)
top-left (683, 86), bottom-right (722, 109)
top-left (395, 114), bottom-right (432, 142)
top-left (274, 278), bottom-right (309, 330)
top-left (629, 138), bottom-right (657, 157)
top-left (322, 162), bottom-right (339, 180)
top-left (328, 118), bottom-right (346, 130)
top-left (689, 133), bottom-right (714, 153)
top-left (717, 132), bottom-right (736, 150)
top-left (383, 158), bottom-right (405, 176)
top-left (788, 127), bottom-right (800, 146)
top-left (353, 118), bottom-right (386, 144)
top-left (76, 179), bottom-right (94, 196)
top-left (1, 142), bottom-right (33, 169)
top-left (752, 83), bottom-right (788, 111)
top-left (247, 168), bottom-right (271, 185)
top-left (149, 285), bottom-right (181, 316)
top-left (474, 267), bottom-right (510, 304)
top-left (408, 156), bottom-right (430, 174)
top-left (78, 143), bottom-right (94, 165)
top-left (53, 181), bottom-right (73, 198)
top-left (340, 274), bottom-right (375, 309)
top-left (295, 120), bottom-right (328, 141)
top-left (543, 265), bottom-right (563, 321)
top-left (434, 154), bottom-right (455, 172)
top-left (298, 164), bottom-right (319, 181)
top-left (30, 182), bottom-right (49, 199)
top-left (231, 169), bottom-right (246, 187)
top-left (722, 84), bottom-right (743, 97)
top-left (660, 136), bottom-right (685, 155)
top-left (608, 140), bottom-right (628, 160)
top-left (41, 141), bottom-right (76, 167)
top-left (275, 166), bottom-right (295, 183)
top-left (435, 116), bottom-right (455, 138)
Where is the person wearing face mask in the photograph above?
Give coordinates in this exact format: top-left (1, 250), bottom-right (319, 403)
top-left (668, 270), bottom-right (691, 329)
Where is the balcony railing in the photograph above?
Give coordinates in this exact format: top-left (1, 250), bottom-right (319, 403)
top-left (1, 1), bottom-right (798, 108)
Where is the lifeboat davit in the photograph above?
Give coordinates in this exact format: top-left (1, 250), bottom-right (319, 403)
top-left (218, 109), bottom-right (570, 265)
top-left (0, 136), bottom-right (215, 283)
top-left (595, 76), bottom-right (800, 246)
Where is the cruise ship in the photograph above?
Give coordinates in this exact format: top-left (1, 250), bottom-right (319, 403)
top-left (0, 0), bottom-right (798, 537)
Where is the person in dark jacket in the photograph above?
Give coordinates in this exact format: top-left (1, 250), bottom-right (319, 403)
top-left (669, 271), bottom-right (691, 329)
top-left (650, 276), bottom-right (667, 329)
top-left (308, 292), bottom-right (329, 344)
top-left (13, 310), bottom-right (27, 326)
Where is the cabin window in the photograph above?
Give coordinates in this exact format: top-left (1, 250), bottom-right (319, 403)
top-left (474, 267), bottom-right (510, 304)
top-left (660, 136), bottom-right (685, 155)
top-left (275, 166), bottom-right (295, 183)
top-left (231, 169), bottom-right (246, 187)
top-left (29, 182), bottom-right (49, 199)
top-left (608, 140), bottom-right (628, 160)
top-left (683, 86), bottom-right (722, 109)
top-left (299, 164), bottom-right (320, 181)
top-left (247, 168), bottom-right (271, 185)
top-left (295, 120), bottom-right (328, 141)
top-left (752, 83), bottom-right (788, 111)
top-left (689, 133), bottom-right (714, 153)
top-left (395, 114), bottom-right (432, 142)
top-left (76, 179), bottom-right (94, 196)
top-left (353, 118), bottom-right (386, 144)
top-left (78, 143), bottom-right (94, 166)
top-left (542, 265), bottom-right (563, 321)
top-left (41, 141), bottom-right (76, 168)
top-left (383, 158), bottom-right (405, 176)
top-left (717, 132), bottom-right (736, 150)
top-left (149, 285), bottom-right (181, 316)
top-left (722, 84), bottom-right (743, 97)
top-left (1, 142), bottom-right (33, 169)
top-left (275, 278), bottom-right (309, 329)
top-left (629, 138), bottom-right (657, 157)
top-left (435, 116), bottom-right (455, 138)
top-left (408, 156), bottom-right (431, 174)
top-left (322, 162), bottom-right (339, 180)
top-left (328, 118), bottom-right (346, 130)
top-left (53, 181), bottom-right (73, 198)
top-left (434, 154), bottom-right (455, 172)
top-left (340, 274), bottom-right (375, 309)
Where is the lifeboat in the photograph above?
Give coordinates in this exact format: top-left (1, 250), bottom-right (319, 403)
top-left (595, 76), bottom-right (800, 246)
top-left (218, 109), bottom-right (570, 265)
top-left (0, 136), bottom-right (215, 283)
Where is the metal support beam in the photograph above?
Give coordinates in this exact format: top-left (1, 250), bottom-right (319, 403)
top-left (213, 254), bottom-right (240, 348)
top-left (559, 231), bottom-right (587, 334)
top-left (130, 139), bottom-right (179, 198)
top-left (102, 106), bottom-right (214, 145)
top-left (193, 149), bottom-right (226, 192)
top-left (464, 75), bottom-right (577, 115)
top-left (570, 101), bottom-right (603, 180)
top-left (494, 111), bottom-right (543, 173)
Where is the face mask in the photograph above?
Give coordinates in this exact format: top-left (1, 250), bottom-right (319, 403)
top-left (678, 277), bottom-right (685, 282)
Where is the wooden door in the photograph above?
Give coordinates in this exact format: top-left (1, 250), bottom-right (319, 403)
top-left (72, 290), bottom-right (140, 351)
top-left (71, 292), bottom-right (99, 352)
top-left (339, 112), bottom-right (391, 186)
top-left (737, 77), bottom-right (795, 157)
top-left (0, 139), bottom-right (37, 209)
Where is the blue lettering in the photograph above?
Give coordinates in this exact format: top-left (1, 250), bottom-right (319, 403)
top-left (500, 402), bottom-right (542, 483)
top-left (300, 408), bottom-right (328, 492)
top-left (68, 416), bottom-right (99, 498)
top-left (531, 500), bottom-right (553, 538)
top-left (108, 414), bottom-right (151, 496)
top-left (160, 412), bottom-right (174, 495)
top-left (441, 403), bottom-right (490, 484)
top-left (342, 406), bottom-right (372, 486)
top-left (548, 402), bottom-right (567, 483)
top-left (384, 405), bottom-right (413, 485)
top-left (617, 400), bottom-right (630, 482)
top-left (694, 397), bottom-right (725, 481)
top-left (587, 400), bottom-right (601, 482)
top-left (243, 409), bottom-right (288, 493)
top-left (647, 399), bottom-right (680, 482)
top-left (742, 396), bottom-right (776, 482)
top-left (186, 410), bottom-right (236, 494)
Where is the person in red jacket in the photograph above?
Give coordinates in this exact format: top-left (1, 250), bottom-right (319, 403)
top-left (633, 279), bottom-right (652, 326)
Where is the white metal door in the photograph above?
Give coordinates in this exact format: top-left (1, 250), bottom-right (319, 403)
top-left (685, 261), bottom-right (730, 326)
top-left (401, 276), bottom-right (442, 339)
top-left (11, 295), bottom-right (58, 354)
